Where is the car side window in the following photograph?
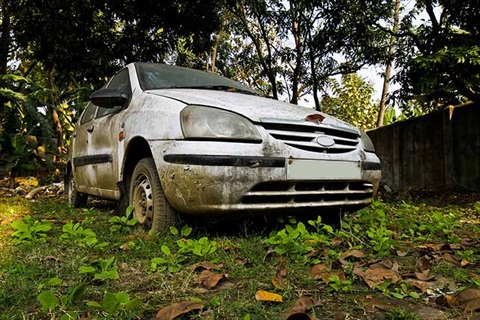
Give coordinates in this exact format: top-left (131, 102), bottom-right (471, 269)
top-left (96, 68), bottom-right (132, 118)
top-left (107, 68), bottom-right (131, 92)
top-left (80, 102), bottom-right (97, 124)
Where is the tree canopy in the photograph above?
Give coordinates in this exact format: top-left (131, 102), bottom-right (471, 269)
top-left (0, 0), bottom-right (479, 178)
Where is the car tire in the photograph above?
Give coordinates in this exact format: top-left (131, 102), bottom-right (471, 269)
top-left (129, 157), bottom-right (178, 233)
top-left (67, 170), bottom-right (88, 208)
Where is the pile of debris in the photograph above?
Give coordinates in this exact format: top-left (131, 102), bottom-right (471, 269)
top-left (0, 177), bottom-right (64, 199)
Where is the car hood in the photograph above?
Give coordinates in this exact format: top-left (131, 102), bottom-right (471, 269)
top-left (146, 89), bottom-right (359, 133)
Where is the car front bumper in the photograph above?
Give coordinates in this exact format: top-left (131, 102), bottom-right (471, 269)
top-left (151, 140), bottom-right (381, 215)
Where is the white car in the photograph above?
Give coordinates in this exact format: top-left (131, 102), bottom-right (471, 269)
top-left (66, 62), bottom-right (381, 232)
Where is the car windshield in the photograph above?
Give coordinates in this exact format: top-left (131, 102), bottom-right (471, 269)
top-left (136, 63), bottom-right (258, 95)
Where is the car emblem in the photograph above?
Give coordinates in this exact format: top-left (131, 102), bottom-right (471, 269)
top-left (315, 135), bottom-right (335, 147)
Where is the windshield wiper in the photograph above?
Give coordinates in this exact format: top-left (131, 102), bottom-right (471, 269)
top-left (171, 85), bottom-right (258, 95)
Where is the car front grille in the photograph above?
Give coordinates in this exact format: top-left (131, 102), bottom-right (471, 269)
top-left (260, 119), bottom-right (360, 153)
top-left (242, 180), bottom-right (373, 205)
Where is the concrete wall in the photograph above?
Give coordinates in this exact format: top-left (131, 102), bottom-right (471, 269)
top-left (368, 103), bottom-right (480, 191)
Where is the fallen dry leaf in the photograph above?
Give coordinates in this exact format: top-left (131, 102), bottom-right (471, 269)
top-left (403, 279), bottom-right (428, 293)
top-left (396, 250), bottom-right (409, 257)
top-left (418, 243), bottom-right (440, 252)
top-left (156, 301), bottom-right (204, 320)
top-left (456, 288), bottom-right (480, 311)
top-left (255, 290), bottom-right (283, 303)
top-left (445, 243), bottom-right (462, 250)
top-left (190, 262), bottom-right (224, 271)
top-left (272, 259), bottom-right (288, 290)
top-left (309, 263), bottom-right (345, 283)
top-left (361, 267), bottom-right (401, 289)
top-left (416, 255), bottom-right (433, 272)
top-left (236, 258), bottom-right (249, 266)
top-left (310, 263), bottom-right (328, 278)
top-left (282, 296), bottom-right (315, 318)
top-left (119, 242), bottom-right (130, 250)
top-left (442, 253), bottom-right (460, 265)
top-left (194, 270), bottom-right (228, 289)
top-left (331, 237), bottom-right (343, 247)
top-left (414, 270), bottom-right (435, 281)
top-left (435, 294), bottom-right (457, 308)
top-left (343, 249), bottom-right (365, 259)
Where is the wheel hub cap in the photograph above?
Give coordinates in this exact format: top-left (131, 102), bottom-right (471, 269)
top-left (133, 177), bottom-right (153, 226)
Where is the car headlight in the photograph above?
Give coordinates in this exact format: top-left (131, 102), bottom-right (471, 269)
top-left (181, 105), bottom-right (262, 142)
top-left (361, 131), bottom-right (375, 152)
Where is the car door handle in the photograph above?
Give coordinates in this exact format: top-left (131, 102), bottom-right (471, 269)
top-left (87, 126), bottom-right (94, 133)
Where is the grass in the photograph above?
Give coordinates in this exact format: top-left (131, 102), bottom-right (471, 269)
top-left (0, 191), bottom-right (480, 319)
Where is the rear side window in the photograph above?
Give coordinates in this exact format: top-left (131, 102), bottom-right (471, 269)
top-left (80, 103), bottom-right (97, 124)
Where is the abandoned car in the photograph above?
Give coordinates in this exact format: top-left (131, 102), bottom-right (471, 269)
top-left (66, 62), bottom-right (381, 232)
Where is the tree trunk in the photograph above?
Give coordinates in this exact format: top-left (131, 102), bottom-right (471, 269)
top-left (377, 0), bottom-right (401, 127)
top-left (0, 0), bottom-right (11, 137)
top-left (210, 16), bottom-right (225, 74)
top-left (289, 1), bottom-right (303, 105)
top-left (48, 67), bottom-right (64, 158)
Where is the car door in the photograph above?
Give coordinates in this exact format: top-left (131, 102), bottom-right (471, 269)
top-left (87, 68), bottom-right (132, 199)
top-left (71, 102), bottom-right (98, 191)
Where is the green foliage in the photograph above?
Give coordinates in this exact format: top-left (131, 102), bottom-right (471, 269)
top-left (177, 237), bottom-right (218, 257)
top-left (149, 245), bottom-right (186, 273)
top-left (86, 291), bottom-right (142, 319)
top-left (394, 0), bottom-right (480, 112)
top-left (366, 225), bottom-right (394, 257)
top-left (3, 193), bottom-right (480, 319)
top-left (417, 211), bottom-right (461, 241)
top-left (321, 74), bottom-right (378, 130)
top-left (170, 225), bottom-right (193, 237)
top-left (11, 215), bottom-right (51, 245)
top-left (327, 275), bottom-right (353, 293)
top-left (377, 281), bottom-right (419, 300)
top-left (60, 222), bottom-right (109, 249)
top-left (108, 205), bottom-right (137, 233)
top-left (265, 219), bottom-right (334, 258)
top-left (37, 282), bottom-right (87, 318)
top-left (79, 257), bottom-right (119, 281)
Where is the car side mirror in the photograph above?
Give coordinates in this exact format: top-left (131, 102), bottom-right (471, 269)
top-left (90, 89), bottom-right (130, 109)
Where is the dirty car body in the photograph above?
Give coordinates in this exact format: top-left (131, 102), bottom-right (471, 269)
top-left (67, 62), bottom-right (381, 231)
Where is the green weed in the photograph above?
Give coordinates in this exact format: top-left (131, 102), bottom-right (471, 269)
top-left (177, 236), bottom-right (218, 258)
top-left (37, 282), bottom-right (87, 318)
top-left (86, 291), bottom-right (142, 319)
top-left (108, 205), bottom-right (137, 233)
top-left (79, 257), bottom-right (119, 281)
top-left (60, 221), bottom-right (109, 249)
top-left (149, 245), bottom-right (186, 273)
top-left (10, 215), bottom-right (51, 245)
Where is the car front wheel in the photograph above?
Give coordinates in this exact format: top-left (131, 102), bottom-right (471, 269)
top-left (67, 169), bottom-right (88, 208)
top-left (129, 157), bottom-right (178, 233)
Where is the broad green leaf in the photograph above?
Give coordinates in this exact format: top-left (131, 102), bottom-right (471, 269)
top-left (79, 266), bottom-right (96, 274)
top-left (102, 292), bottom-right (120, 313)
top-left (37, 291), bottom-right (59, 311)
top-left (86, 301), bottom-right (102, 309)
top-left (125, 297), bottom-right (142, 310)
top-left (161, 245), bottom-right (171, 256)
top-left (67, 283), bottom-right (87, 304)
top-left (43, 277), bottom-right (62, 287)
